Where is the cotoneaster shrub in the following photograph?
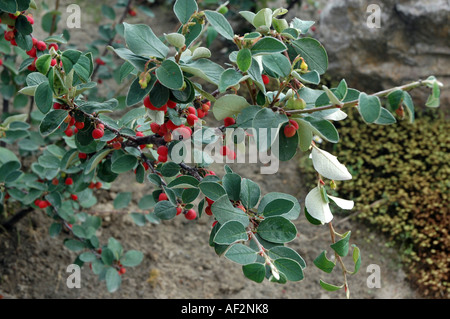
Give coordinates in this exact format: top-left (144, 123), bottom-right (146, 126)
top-left (0, 0), bottom-right (443, 297)
top-left (301, 109), bottom-right (449, 298)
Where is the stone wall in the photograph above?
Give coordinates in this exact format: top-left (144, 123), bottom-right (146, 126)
top-left (313, 0), bottom-right (449, 110)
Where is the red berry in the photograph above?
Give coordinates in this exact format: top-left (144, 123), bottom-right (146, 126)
top-left (197, 109), bottom-right (206, 119)
top-left (158, 154), bottom-right (168, 163)
top-left (128, 9), bottom-right (137, 16)
top-left (158, 193), bottom-right (168, 202)
top-left (48, 43), bottom-right (59, 51)
top-left (227, 151), bottom-right (237, 161)
top-left (38, 200), bottom-right (49, 209)
top-left (69, 117), bottom-right (76, 127)
top-left (157, 146), bottom-right (168, 156)
top-left (50, 58), bottom-right (57, 67)
top-left (176, 207), bottom-right (182, 216)
top-left (4, 31), bottom-right (14, 41)
top-left (283, 124), bottom-right (297, 138)
top-left (206, 197), bottom-right (215, 206)
top-left (166, 100), bottom-right (177, 109)
top-left (150, 122), bottom-right (160, 134)
top-left (53, 102), bottom-right (62, 109)
top-left (95, 58), bottom-right (105, 65)
top-left (64, 127), bottom-right (74, 137)
top-left (65, 177), bottom-right (73, 185)
top-left (36, 41), bottom-right (47, 51)
top-left (212, 220), bottom-right (218, 227)
top-left (71, 194), bottom-right (78, 201)
top-left (201, 103), bottom-right (210, 112)
top-left (220, 145), bottom-right (230, 156)
top-left (174, 126), bottom-right (192, 140)
top-left (187, 114), bottom-right (199, 126)
top-left (26, 47), bottom-right (37, 57)
top-left (32, 37), bottom-right (38, 46)
top-left (187, 106), bottom-right (196, 115)
top-left (95, 182), bottom-right (102, 189)
top-left (163, 132), bottom-right (172, 143)
top-left (97, 123), bottom-right (105, 130)
top-left (112, 141), bottom-right (122, 150)
top-left (223, 117), bottom-right (235, 127)
top-left (184, 209), bottom-right (197, 220)
top-left (118, 267), bottom-right (126, 275)
top-left (262, 74), bottom-right (270, 85)
top-left (78, 152), bottom-right (87, 159)
top-left (92, 128), bottom-right (104, 139)
top-left (51, 178), bottom-right (59, 185)
top-left (34, 199), bottom-right (42, 206)
top-left (288, 119), bottom-right (299, 130)
top-left (88, 182), bottom-right (95, 189)
top-left (75, 122), bottom-right (85, 130)
top-left (27, 15), bottom-right (34, 25)
top-left (136, 131), bottom-right (144, 137)
top-left (205, 206), bottom-right (213, 216)
top-left (166, 120), bottom-right (180, 131)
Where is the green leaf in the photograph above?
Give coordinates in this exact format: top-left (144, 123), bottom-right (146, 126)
top-left (224, 244), bottom-right (257, 265)
top-left (199, 181), bottom-right (227, 201)
top-left (101, 4), bottom-right (116, 20)
top-left (239, 178), bottom-right (260, 210)
top-left (222, 173), bottom-right (242, 201)
top-left (262, 198), bottom-right (295, 217)
top-left (351, 244), bottom-right (361, 274)
top-left (236, 48), bottom-right (252, 72)
top-left (84, 149), bottom-right (113, 174)
top-left (167, 175), bottom-right (199, 189)
top-left (160, 162), bottom-right (180, 177)
top-left (277, 125), bottom-right (298, 161)
top-left (295, 70), bottom-right (320, 85)
top-left (218, 69), bottom-right (245, 93)
top-left (64, 239), bottom-right (85, 252)
top-left (273, 258), bottom-right (304, 281)
top-left (105, 267), bottom-right (122, 293)
top-left (387, 89), bottom-right (404, 111)
top-left (262, 53), bottom-right (291, 78)
top-left (375, 107), bottom-right (397, 125)
top-left (39, 109), bottom-right (68, 136)
top-left (120, 250), bottom-right (143, 267)
top-left (180, 58), bottom-right (224, 85)
top-left (204, 10), bottom-right (234, 41)
top-left (79, 251), bottom-right (97, 262)
top-left (297, 116), bottom-right (339, 143)
top-left (173, 0), bottom-right (198, 25)
top-left (123, 23), bottom-right (169, 59)
top-left (35, 82), bottom-right (53, 114)
top-left (319, 280), bottom-right (344, 292)
top-left (330, 231), bottom-right (351, 257)
top-left (111, 155), bottom-right (137, 174)
top-left (242, 263), bottom-right (266, 283)
top-left (252, 8), bottom-right (272, 28)
top-left (15, 14), bottom-right (33, 35)
top-left (211, 195), bottom-right (249, 227)
top-left (358, 93), bottom-right (381, 124)
top-left (213, 94), bottom-right (250, 121)
top-left (268, 246), bottom-right (306, 268)
top-left (252, 108), bottom-right (288, 151)
top-left (156, 59), bottom-right (184, 90)
top-left (402, 92), bottom-right (415, 123)
top-left (257, 216), bottom-right (297, 244)
top-left (114, 192), bottom-right (132, 210)
top-left (313, 251), bottom-right (335, 273)
top-left (213, 220), bottom-right (248, 245)
top-left (251, 37), bottom-right (287, 56)
top-left (257, 192), bottom-right (300, 220)
top-left (291, 38), bottom-right (328, 75)
top-left (154, 200), bottom-right (177, 220)
top-left (138, 194), bottom-right (157, 210)
top-left (49, 222), bottom-right (62, 238)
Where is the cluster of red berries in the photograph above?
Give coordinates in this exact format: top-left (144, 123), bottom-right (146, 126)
top-left (34, 198), bottom-right (51, 209)
top-left (92, 123), bottom-right (105, 139)
top-left (88, 181), bottom-right (103, 189)
top-left (220, 145), bottom-right (237, 160)
top-left (3, 12), bottom-right (57, 72)
top-left (58, 111), bottom-right (85, 137)
top-left (283, 119), bottom-right (299, 138)
top-left (157, 192), bottom-right (197, 220)
top-left (107, 136), bottom-right (123, 150)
